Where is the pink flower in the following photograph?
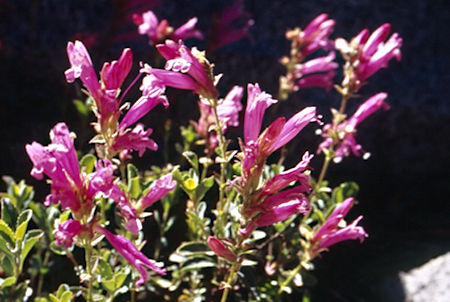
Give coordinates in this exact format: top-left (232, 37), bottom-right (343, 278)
top-left (267, 107), bottom-right (318, 153)
top-left (119, 74), bottom-right (168, 130)
top-left (299, 13), bottom-right (335, 56)
top-left (243, 83), bottom-right (278, 145)
top-left (138, 174), bottom-right (177, 210)
top-left (26, 123), bottom-right (115, 215)
top-left (208, 0), bottom-right (254, 52)
top-left (217, 85), bottom-right (244, 131)
top-left (318, 93), bottom-right (389, 160)
top-left (108, 185), bottom-right (141, 235)
top-left (310, 198), bottom-right (368, 256)
top-left (152, 40), bottom-right (218, 99)
top-left (133, 10), bottom-right (203, 45)
top-left (336, 24), bottom-right (402, 90)
top-left (111, 124), bottom-right (158, 157)
top-left (293, 52), bottom-right (338, 91)
top-left (191, 85), bottom-right (244, 153)
top-left (54, 219), bottom-right (82, 248)
top-left (100, 48), bottom-right (133, 92)
top-left (65, 41), bottom-right (100, 100)
top-left (259, 152), bottom-right (313, 197)
top-left (97, 226), bottom-right (166, 286)
top-left (207, 236), bottom-right (237, 262)
top-left (172, 17), bottom-right (204, 41)
top-left (133, 10), bottom-right (170, 45)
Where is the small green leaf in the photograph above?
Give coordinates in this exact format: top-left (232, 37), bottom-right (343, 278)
top-left (79, 154), bottom-right (97, 174)
top-left (129, 177), bottom-right (141, 200)
top-left (195, 176), bottom-right (214, 201)
top-left (15, 209), bottom-right (33, 241)
top-left (59, 291), bottom-right (72, 302)
top-left (97, 259), bottom-right (113, 280)
top-left (1, 198), bottom-right (18, 230)
top-left (179, 259), bottom-right (216, 274)
top-left (73, 99), bottom-right (90, 116)
top-left (48, 293), bottom-right (60, 302)
top-left (0, 219), bottom-right (15, 243)
top-left (0, 276), bottom-right (16, 288)
top-left (182, 151), bottom-right (199, 172)
top-left (20, 230), bottom-right (44, 271)
top-left (127, 164), bottom-right (139, 181)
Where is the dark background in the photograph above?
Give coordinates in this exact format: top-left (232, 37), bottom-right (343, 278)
top-left (1, 0), bottom-right (449, 301)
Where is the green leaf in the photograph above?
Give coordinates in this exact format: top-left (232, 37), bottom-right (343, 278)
top-left (20, 230), bottom-right (44, 271)
top-left (1, 198), bottom-right (18, 230)
top-left (0, 219), bottom-right (15, 243)
top-left (332, 182), bottom-right (359, 203)
top-left (0, 276), bottom-right (16, 289)
top-left (0, 233), bottom-right (14, 256)
top-left (1, 254), bottom-right (15, 276)
top-left (73, 99), bottom-right (90, 116)
top-left (79, 154), bottom-right (97, 174)
top-left (55, 284), bottom-right (71, 298)
top-left (129, 177), bottom-right (141, 200)
top-left (48, 293), bottom-right (60, 302)
top-left (97, 259), bottom-right (113, 280)
top-left (195, 176), bottom-right (214, 201)
top-left (179, 259), bottom-right (216, 274)
top-left (182, 151), bottom-right (199, 172)
top-left (15, 209), bottom-right (33, 241)
top-left (127, 164), bottom-right (139, 182)
top-left (59, 291), bottom-right (72, 302)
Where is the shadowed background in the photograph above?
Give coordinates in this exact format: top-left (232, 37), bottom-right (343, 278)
top-left (0, 0), bottom-right (449, 301)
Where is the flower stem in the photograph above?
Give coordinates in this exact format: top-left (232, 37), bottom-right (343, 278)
top-left (220, 262), bottom-right (239, 302)
top-left (85, 241), bottom-right (94, 302)
top-left (316, 154), bottom-right (331, 190)
top-left (278, 261), bottom-right (303, 294)
top-left (210, 98), bottom-right (228, 238)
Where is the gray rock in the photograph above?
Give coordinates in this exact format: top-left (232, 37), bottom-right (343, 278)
top-left (400, 252), bottom-right (450, 302)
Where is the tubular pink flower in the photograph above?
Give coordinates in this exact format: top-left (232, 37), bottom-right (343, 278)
top-left (295, 70), bottom-right (336, 91)
top-left (65, 41), bottom-right (100, 100)
top-left (217, 85), bottom-right (244, 131)
top-left (156, 40), bottom-right (218, 99)
top-left (255, 186), bottom-right (310, 214)
top-left (267, 107), bottom-right (317, 152)
top-left (54, 219), bottom-right (82, 248)
top-left (98, 226), bottom-right (166, 286)
top-left (312, 198), bottom-right (354, 241)
top-left (310, 198), bottom-right (368, 255)
top-left (318, 93), bottom-right (389, 159)
top-left (141, 65), bottom-right (198, 91)
top-left (138, 174), bottom-right (177, 210)
top-left (300, 14), bottom-right (335, 56)
top-left (347, 92), bottom-right (389, 130)
top-left (341, 23), bottom-right (403, 85)
top-left (100, 48), bottom-right (133, 91)
top-left (316, 216), bottom-right (368, 251)
top-left (111, 124), bottom-right (158, 157)
top-left (172, 17), bottom-right (204, 41)
top-left (120, 74), bottom-right (169, 130)
top-left (108, 185), bottom-right (141, 235)
top-left (133, 10), bottom-right (169, 45)
top-left (255, 199), bottom-right (308, 227)
top-left (296, 52), bottom-right (338, 76)
top-left (243, 83), bottom-right (278, 144)
top-left (87, 160), bottom-right (115, 199)
top-left (26, 123), bottom-right (114, 214)
top-left (207, 236), bottom-right (237, 262)
top-left (260, 152), bottom-right (313, 196)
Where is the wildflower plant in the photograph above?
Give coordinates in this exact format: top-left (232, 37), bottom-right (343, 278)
top-left (0, 3), bottom-right (402, 301)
